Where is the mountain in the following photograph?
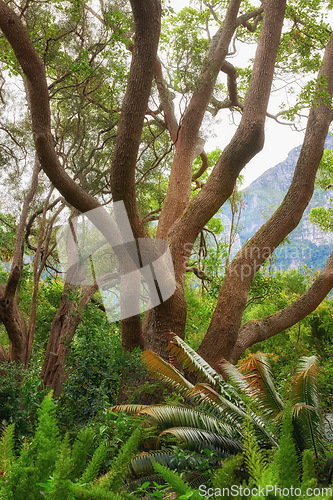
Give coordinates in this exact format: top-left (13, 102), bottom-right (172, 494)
top-left (218, 134), bottom-right (333, 271)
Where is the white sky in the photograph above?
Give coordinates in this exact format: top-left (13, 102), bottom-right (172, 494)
top-left (168, 0), bottom-right (332, 188)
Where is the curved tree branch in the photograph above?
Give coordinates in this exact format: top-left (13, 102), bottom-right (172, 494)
top-left (157, 0), bottom-right (242, 239)
top-left (230, 252), bottom-right (333, 362)
top-left (168, 0), bottom-right (287, 280)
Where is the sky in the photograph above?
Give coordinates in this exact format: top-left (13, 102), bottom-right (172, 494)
top-left (168, 0), bottom-right (332, 188)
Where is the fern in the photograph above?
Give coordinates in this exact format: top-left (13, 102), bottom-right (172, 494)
top-left (243, 418), bottom-right (268, 485)
top-left (152, 461), bottom-right (201, 499)
top-left (277, 402), bottom-right (300, 488)
top-left (69, 482), bottom-right (126, 499)
top-left (301, 449), bottom-right (317, 491)
top-left (98, 427), bottom-right (141, 491)
top-left (0, 423), bottom-right (15, 475)
top-left (7, 391), bottom-right (61, 499)
top-left (212, 454), bottom-right (244, 490)
top-left (31, 391), bottom-right (61, 481)
top-left (71, 427), bottom-right (95, 480)
top-left (46, 433), bottom-right (73, 499)
top-left (79, 442), bottom-right (107, 485)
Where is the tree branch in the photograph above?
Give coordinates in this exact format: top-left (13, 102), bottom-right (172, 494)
top-left (230, 252), bottom-right (333, 362)
top-left (157, 0), bottom-right (242, 239)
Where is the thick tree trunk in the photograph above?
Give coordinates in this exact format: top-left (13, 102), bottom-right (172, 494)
top-left (143, 283), bottom-right (187, 356)
top-left (41, 294), bottom-right (76, 397)
top-left (143, 0), bottom-right (287, 360)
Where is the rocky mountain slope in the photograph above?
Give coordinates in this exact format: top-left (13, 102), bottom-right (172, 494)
top-left (219, 134), bottom-right (333, 271)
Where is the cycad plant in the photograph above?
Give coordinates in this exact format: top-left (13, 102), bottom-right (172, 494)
top-left (112, 333), bottom-right (328, 489)
top-left (224, 351), bottom-right (327, 459)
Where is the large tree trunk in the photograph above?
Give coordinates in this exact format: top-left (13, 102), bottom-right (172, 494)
top-left (0, 281), bottom-right (27, 364)
top-left (144, 0), bottom-right (286, 358)
top-left (143, 283), bottom-right (187, 357)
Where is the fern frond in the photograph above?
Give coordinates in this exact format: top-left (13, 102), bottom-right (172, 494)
top-left (152, 461), bottom-right (193, 497)
top-left (0, 423), bottom-right (15, 475)
top-left (98, 427), bottom-right (141, 491)
top-left (71, 427), bottom-right (95, 480)
top-left (80, 442), bottom-right (106, 485)
top-left (243, 418), bottom-right (268, 485)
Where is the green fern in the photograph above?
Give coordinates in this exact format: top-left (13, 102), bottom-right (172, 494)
top-left (242, 418), bottom-right (268, 486)
top-left (212, 454), bottom-right (244, 491)
top-left (69, 482), bottom-right (126, 499)
top-left (98, 427), bottom-right (141, 491)
top-left (79, 442), bottom-right (107, 485)
top-left (46, 434), bottom-right (73, 499)
top-left (0, 423), bottom-right (15, 475)
top-left (7, 391), bottom-right (61, 499)
top-left (152, 461), bottom-right (201, 499)
top-left (277, 402), bottom-right (301, 488)
top-left (301, 449), bottom-right (317, 491)
top-left (71, 427), bottom-right (95, 480)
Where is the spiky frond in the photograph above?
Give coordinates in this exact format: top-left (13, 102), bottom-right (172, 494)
top-left (188, 383), bottom-right (276, 447)
top-left (138, 405), bottom-right (235, 438)
top-left (157, 427), bottom-right (243, 456)
top-left (168, 334), bottom-right (242, 402)
top-left (168, 334), bottom-right (225, 387)
top-left (152, 461), bottom-right (193, 497)
top-left (130, 451), bottom-right (183, 477)
top-left (224, 353), bottom-right (284, 418)
top-left (110, 404), bottom-right (151, 415)
top-left (291, 356), bottom-right (326, 458)
top-left (130, 449), bottom-right (218, 477)
top-left (141, 350), bottom-right (194, 395)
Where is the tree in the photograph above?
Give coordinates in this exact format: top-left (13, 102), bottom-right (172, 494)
top-left (0, 0), bottom-right (332, 393)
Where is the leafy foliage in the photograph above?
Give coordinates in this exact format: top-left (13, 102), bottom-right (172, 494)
top-left (0, 393), bottom-right (142, 499)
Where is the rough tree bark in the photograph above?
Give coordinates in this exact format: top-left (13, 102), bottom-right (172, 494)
top-left (143, 0), bottom-right (288, 357)
top-left (0, 156), bottom-right (40, 364)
